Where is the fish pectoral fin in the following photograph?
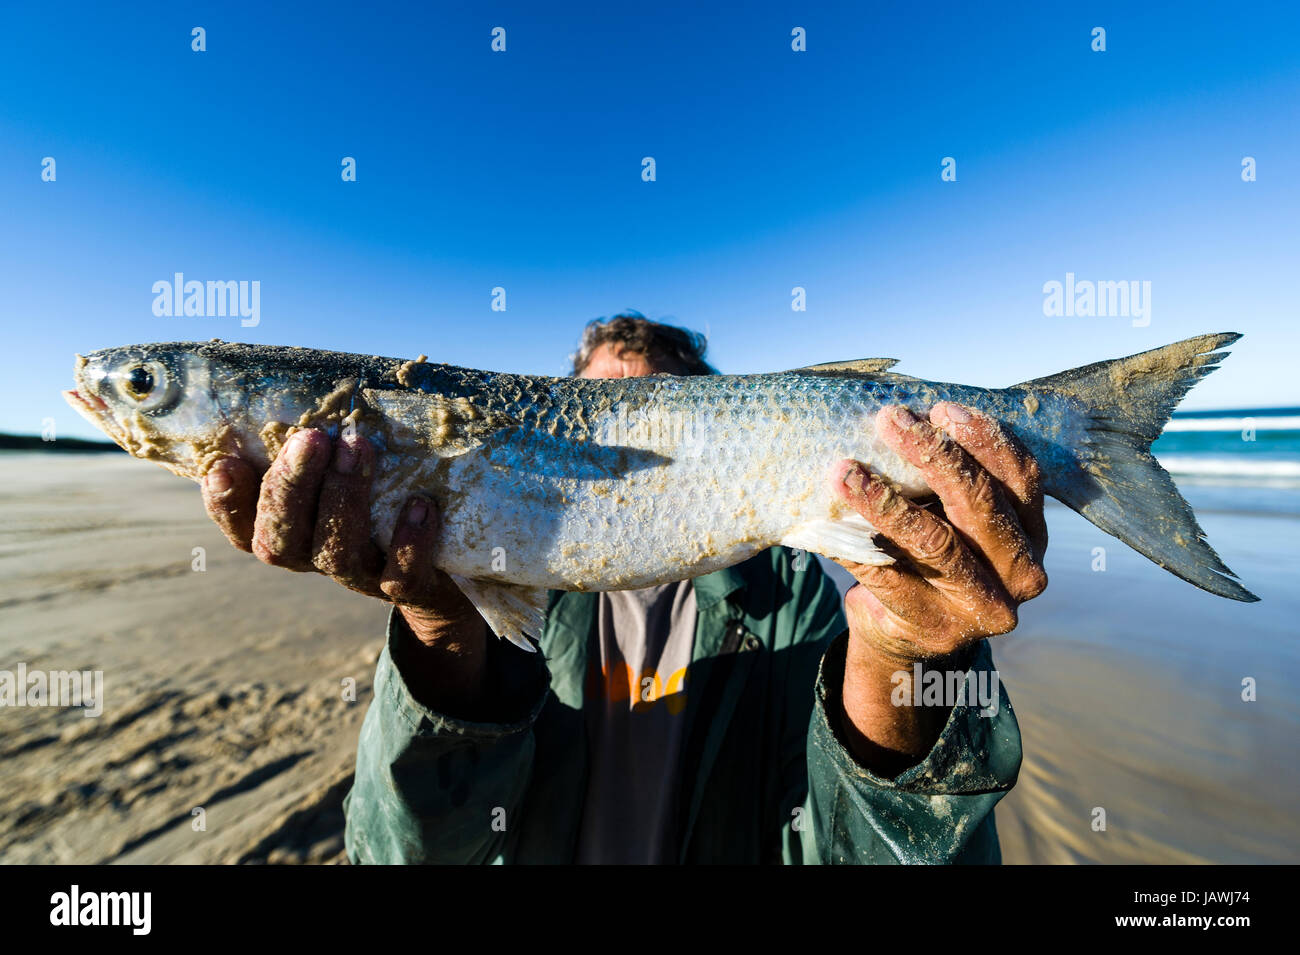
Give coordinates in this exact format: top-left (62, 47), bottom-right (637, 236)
top-left (786, 358), bottom-right (899, 376)
top-left (780, 513), bottom-right (895, 567)
top-left (362, 389), bottom-right (517, 458)
top-left (449, 575), bottom-right (546, 652)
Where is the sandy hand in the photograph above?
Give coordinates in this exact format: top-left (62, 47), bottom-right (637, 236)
top-left (831, 401), bottom-right (1049, 660)
top-left (829, 402), bottom-right (1049, 774)
top-left (199, 429), bottom-right (488, 706)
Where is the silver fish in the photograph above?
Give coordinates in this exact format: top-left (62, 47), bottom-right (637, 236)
top-left (64, 333), bottom-right (1258, 649)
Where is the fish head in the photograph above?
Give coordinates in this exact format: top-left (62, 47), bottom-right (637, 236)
top-left (65, 341), bottom-right (376, 481)
top-left (64, 343), bottom-right (241, 480)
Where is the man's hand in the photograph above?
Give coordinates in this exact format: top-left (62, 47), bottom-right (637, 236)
top-left (830, 402), bottom-right (1048, 775)
top-left (200, 428), bottom-right (489, 711)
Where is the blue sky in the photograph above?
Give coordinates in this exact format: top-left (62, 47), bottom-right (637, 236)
top-left (2, 1), bottom-right (1297, 440)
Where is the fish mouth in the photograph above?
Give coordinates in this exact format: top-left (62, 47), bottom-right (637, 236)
top-left (63, 355), bottom-right (131, 452)
top-left (62, 386), bottom-right (123, 449)
top-left (64, 388), bottom-right (108, 414)
top-left (64, 353), bottom-right (109, 419)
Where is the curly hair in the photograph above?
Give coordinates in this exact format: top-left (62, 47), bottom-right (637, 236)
top-left (570, 311), bottom-right (717, 377)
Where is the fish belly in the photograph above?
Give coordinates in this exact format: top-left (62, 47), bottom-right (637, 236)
top-left (374, 385), bottom-right (934, 591)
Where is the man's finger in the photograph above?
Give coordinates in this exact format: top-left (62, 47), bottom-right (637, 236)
top-left (202, 457), bottom-right (259, 551)
top-left (311, 430), bottom-right (386, 594)
top-left (380, 497), bottom-right (478, 618)
top-left (832, 460), bottom-right (1014, 637)
top-left (930, 401), bottom-right (1048, 563)
top-left (832, 461), bottom-right (1011, 626)
top-left (877, 405), bottom-right (1040, 603)
top-left (841, 584), bottom-right (961, 661)
top-left (828, 553), bottom-right (935, 633)
top-left (252, 429), bottom-right (331, 571)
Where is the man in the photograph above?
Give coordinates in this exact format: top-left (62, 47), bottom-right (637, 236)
top-left (201, 313), bottom-right (1046, 863)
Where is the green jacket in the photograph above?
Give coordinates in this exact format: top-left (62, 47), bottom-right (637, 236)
top-left (343, 547), bottom-right (1021, 864)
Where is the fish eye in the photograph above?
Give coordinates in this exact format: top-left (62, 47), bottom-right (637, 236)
top-left (124, 365), bottom-right (154, 399)
top-left (115, 360), bottom-right (177, 412)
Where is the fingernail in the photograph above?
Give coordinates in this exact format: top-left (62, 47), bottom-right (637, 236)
top-left (205, 466), bottom-right (232, 494)
top-left (286, 431), bottom-right (318, 468)
top-left (334, 434), bottom-right (358, 474)
top-left (841, 463), bottom-right (867, 491)
top-left (891, 406), bottom-right (918, 427)
top-left (939, 402), bottom-right (970, 423)
top-left (406, 499), bottom-right (428, 526)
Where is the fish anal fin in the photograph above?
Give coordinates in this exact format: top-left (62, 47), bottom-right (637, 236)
top-left (449, 575), bottom-right (546, 651)
top-left (780, 513), bottom-right (894, 566)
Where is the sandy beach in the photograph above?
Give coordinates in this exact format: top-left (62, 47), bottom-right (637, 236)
top-left (2, 452), bottom-right (1297, 864)
top-left (0, 452), bottom-right (380, 864)
top-left (991, 501), bottom-right (1300, 863)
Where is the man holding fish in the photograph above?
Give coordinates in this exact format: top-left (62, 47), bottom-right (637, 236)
top-left (201, 314), bottom-right (1044, 864)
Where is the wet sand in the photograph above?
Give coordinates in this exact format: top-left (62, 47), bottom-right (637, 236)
top-left (992, 502), bottom-right (1300, 863)
top-left (2, 453), bottom-right (1296, 863)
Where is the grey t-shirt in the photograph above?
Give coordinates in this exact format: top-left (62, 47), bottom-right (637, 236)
top-left (574, 580), bottom-right (698, 864)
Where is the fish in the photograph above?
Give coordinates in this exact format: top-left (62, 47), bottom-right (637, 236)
top-left (64, 332), bottom-right (1258, 650)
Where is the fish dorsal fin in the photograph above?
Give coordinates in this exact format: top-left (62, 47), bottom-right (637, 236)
top-left (787, 358), bottom-right (899, 376)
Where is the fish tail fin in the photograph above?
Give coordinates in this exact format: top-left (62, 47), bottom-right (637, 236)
top-left (1019, 332), bottom-right (1258, 602)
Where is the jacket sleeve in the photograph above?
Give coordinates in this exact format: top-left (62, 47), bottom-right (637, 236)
top-left (343, 608), bottom-right (551, 864)
top-left (771, 555), bottom-right (849, 865)
top-left (804, 633), bottom-right (1022, 864)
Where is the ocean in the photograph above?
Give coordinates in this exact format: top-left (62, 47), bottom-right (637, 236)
top-left (1154, 407), bottom-right (1300, 517)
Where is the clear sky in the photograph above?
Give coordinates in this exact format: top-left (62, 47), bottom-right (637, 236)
top-left (2, 1), bottom-right (1297, 440)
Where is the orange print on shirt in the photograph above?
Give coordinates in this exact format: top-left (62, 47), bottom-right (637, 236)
top-left (587, 660), bottom-right (688, 715)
